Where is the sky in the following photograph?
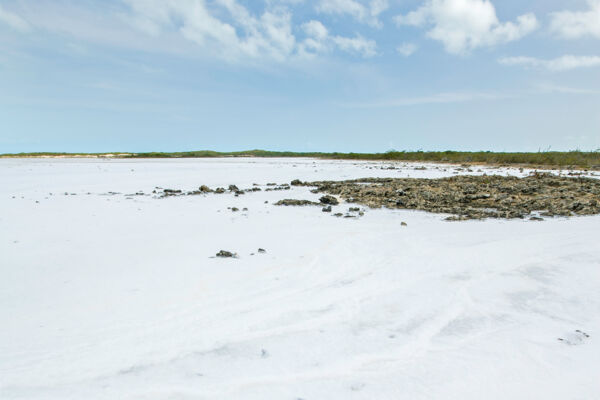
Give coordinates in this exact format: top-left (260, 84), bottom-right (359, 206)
top-left (0, 0), bottom-right (599, 153)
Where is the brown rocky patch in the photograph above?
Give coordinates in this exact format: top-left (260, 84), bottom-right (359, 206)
top-left (292, 172), bottom-right (600, 220)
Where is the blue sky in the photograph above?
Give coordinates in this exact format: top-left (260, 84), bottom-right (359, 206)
top-left (1, 0), bottom-right (599, 153)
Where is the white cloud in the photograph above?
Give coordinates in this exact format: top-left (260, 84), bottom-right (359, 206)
top-left (332, 35), bottom-right (376, 56)
top-left (123, 0), bottom-right (298, 62)
top-left (396, 42), bottom-right (417, 56)
top-left (499, 55), bottom-right (600, 71)
top-left (301, 19), bottom-right (376, 57)
top-left (316, 0), bottom-right (389, 27)
top-left (123, 0), bottom-right (379, 61)
top-left (549, 0), bottom-right (600, 39)
top-left (4, 0), bottom-right (378, 63)
top-left (394, 0), bottom-right (538, 54)
top-left (0, 4), bottom-right (31, 32)
top-left (303, 20), bottom-right (329, 40)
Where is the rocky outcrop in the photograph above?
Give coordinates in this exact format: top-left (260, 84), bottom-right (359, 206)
top-left (297, 173), bottom-right (600, 220)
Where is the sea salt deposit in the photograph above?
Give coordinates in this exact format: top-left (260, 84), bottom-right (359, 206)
top-left (1, 158), bottom-right (599, 399)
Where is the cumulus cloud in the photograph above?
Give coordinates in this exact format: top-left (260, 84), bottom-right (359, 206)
top-left (316, 0), bottom-right (389, 27)
top-left (122, 0), bottom-right (378, 61)
top-left (123, 0), bottom-right (297, 61)
top-left (0, 4), bottom-right (31, 32)
top-left (549, 0), bottom-right (600, 39)
top-left (394, 0), bottom-right (538, 54)
top-left (499, 55), bottom-right (600, 71)
top-left (301, 19), bottom-right (376, 57)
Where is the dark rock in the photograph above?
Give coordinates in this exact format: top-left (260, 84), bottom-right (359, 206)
top-left (216, 250), bottom-right (236, 258)
top-left (258, 248), bottom-right (266, 253)
top-left (274, 199), bottom-right (320, 206)
top-left (291, 179), bottom-right (303, 186)
top-left (199, 185), bottom-right (212, 193)
top-left (319, 195), bottom-right (339, 205)
top-left (322, 205), bottom-right (332, 212)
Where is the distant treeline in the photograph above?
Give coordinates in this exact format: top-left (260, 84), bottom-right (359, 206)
top-left (2, 150), bottom-right (600, 169)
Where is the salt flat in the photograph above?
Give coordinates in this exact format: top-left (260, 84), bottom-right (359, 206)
top-left (1, 158), bottom-right (599, 399)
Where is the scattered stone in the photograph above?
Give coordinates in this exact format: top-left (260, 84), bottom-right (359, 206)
top-left (333, 213), bottom-right (343, 217)
top-left (290, 179), bottom-right (303, 186)
top-left (265, 184), bottom-right (291, 192)
top-left (322, 205), bottom-right (332, 212)
top-left (349, 207), bottom-right (360, 212)
top-left (216, 250), bottom-right (237, 258)
top-left (215, 187), bottom-right (226, 194)
top-left (163, 189), bottom-right (182, 194)
top-left (242, 207), bottom-right (248, 211)
top-left (258, 248), bottom-right (266, 253)
top-left (231, 207), bottom-right (239, 212)
top-left (228, 185), bottom-right (239, 192)
top-left (319, 195), bottom-right (339, 205)
top-left (529, 216), bottom-right (544, 221)
top-left (274, 199), bottom-right (320, 206)
top-left (401, 222), bottom-right (408, 226)
top-left (199, 185), bottom-right (212, 193)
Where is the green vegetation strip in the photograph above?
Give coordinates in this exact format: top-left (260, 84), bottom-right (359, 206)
top-left (2, 150), bottom-right (600, 169)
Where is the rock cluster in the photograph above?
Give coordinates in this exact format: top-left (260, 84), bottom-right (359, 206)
top-left (292, 173), bottom-right (600, 220)
top-left (275, 195), bottom-right (341, 207)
